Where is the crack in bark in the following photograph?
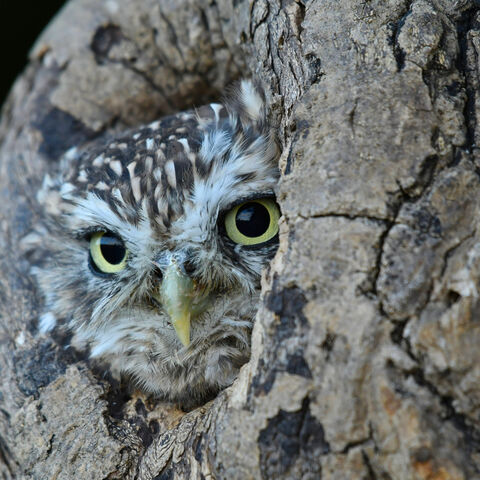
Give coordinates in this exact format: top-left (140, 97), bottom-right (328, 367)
top-left (370, 196), bottom-right (405, 298)
top-left (362, 450), bottom-right (379, 480)
top-left (297, 212), bottom-right (389, 224)
top-left (267, 22), bottom-right (282, 95)
top-left (348, 98), bottom-right (358, 135)
top-left (389, 319), bottom-right (411, 351)
top-left (365, 151), bottom-right (439, 308)
top-left (456, 6), bottom-right (480, 154)
top-left (439, 228), bottom-right (476, 277)
top-left (387, 0), bottom-right (414, 72)
top-left (0, 432), bottom-right (16, 476)
top-left (292, 1), bottom-right (305, 39)
top-left (45, 433), bottom-right (54, 458)
top-left (339, 434), bottom-right (373, 455)
top-left (394, 153), bottom-right (439, 202)
top-left (159, 12), bottom-right (186, 67)
top-left (250, 0), bottom-right (270, 39)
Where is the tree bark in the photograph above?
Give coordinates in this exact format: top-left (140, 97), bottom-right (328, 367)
top-left (1, 0), bottom-right (479, 478)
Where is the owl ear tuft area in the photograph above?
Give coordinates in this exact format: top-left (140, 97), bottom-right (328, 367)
top-left (224, 79), bottom-right (268, 132)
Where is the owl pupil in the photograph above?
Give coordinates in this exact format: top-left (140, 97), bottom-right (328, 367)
top-left (100, 236), bottom-right (126, 265)
top-left (236, 202), bottom-right (270, 238)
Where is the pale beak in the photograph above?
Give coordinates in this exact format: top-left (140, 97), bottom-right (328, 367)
top-left (157, 259), bottom-right (195, 347)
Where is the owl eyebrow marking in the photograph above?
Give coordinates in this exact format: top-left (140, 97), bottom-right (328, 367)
top-left (126, 162), bottom-right (137, 180)
top-left (145, 156), bottom-right (153, 173)
top-left (153, 168), bottom-right (162, 181)
top-left (178, 138), bottom-right (190, 152)
top-left (77, 170), bottom-right (88, 182)
top-left (210, 103), bottom-right (223, 123)
top-left (131, 177), bottom-right (142, 203)
top-left (95, 181), bottom-right (109, 191)
top-left (148, 119), bottom-right (161, 130)
top-left (155, 147), bottom-right (166, 162)
top-left (92, 155), bottom-right (105, 167)
top-left (109, 160), bottom-right (123, 177)
top-left (164, 160), bottom-right (177, 189)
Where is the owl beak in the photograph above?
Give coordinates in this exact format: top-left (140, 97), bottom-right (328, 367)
top-left (157, 259), bottom-right (195, 347)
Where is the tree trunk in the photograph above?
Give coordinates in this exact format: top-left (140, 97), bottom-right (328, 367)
top-left (1, 0), bottom-right (479, 478)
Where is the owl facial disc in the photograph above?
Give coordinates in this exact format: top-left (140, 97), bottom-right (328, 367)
top-left (35, 79), bottom-right (280, 407)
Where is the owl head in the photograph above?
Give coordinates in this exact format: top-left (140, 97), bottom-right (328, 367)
top-left (34, 80), bottom-right (280, 407)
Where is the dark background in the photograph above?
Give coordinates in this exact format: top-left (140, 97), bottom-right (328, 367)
top-left (0, 0), bottom-right (66, 108)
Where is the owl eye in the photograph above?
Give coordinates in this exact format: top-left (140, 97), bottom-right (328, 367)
top-left (89, 232), bottom-right (128, 274)
top-left (224, 198), bottom-right (280, 245)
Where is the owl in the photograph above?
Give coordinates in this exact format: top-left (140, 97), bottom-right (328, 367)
top-left (33, 80), bottom-right (280, 408)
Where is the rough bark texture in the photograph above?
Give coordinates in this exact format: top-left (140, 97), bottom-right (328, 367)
top-left (1, 0), bottom-right (480, 478)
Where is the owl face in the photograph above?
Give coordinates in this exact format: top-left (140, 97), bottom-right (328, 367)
top-left (35, 81), bottom-right (280, 407)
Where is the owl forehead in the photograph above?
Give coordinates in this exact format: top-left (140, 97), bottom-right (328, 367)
top-left (67, 104), bottom-right (224, 192)
top-left (60, 101), bottom-right (278, 238)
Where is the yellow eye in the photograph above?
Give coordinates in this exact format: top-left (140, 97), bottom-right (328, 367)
top-left (89, 232), bottom-right (128, 274)
top-left (224, 198), bottom-right (280, 245)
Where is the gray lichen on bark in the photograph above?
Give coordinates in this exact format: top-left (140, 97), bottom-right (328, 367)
top-left (1, 0), bottom-right (480, 478)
